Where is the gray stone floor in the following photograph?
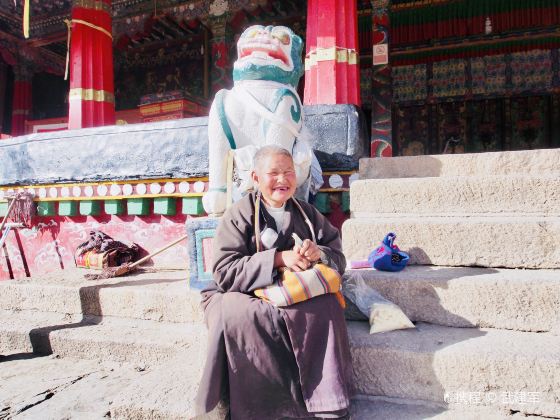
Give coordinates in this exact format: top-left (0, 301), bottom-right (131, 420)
top-left (0, 353), bottom-right (143, 420)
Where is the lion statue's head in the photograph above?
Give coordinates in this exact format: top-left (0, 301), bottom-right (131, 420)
top-left (233, 25), bottom-right (304, 88)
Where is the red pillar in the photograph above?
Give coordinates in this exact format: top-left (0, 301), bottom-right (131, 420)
top-left (304, 0), bottom-right (360, 106)
top-left (68, 0), bottom-right (115, 129)
top-left (11, 66), bottom-right (32, 136)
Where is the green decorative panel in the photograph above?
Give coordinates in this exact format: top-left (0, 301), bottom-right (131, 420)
top-left (104, 200), bottom-right (124, 215)
top-left (182, 197), bottom-right (204, 215)
top-left (342, 192), bottom-right (350, 213)
top-left (36, 201), bottom-right (55, 216)
top-left (314, 193), bottom-right (331, 214)
top-left (127, 198), bottom-right (150, 216)
top-left (0, 202), bottom-right (8, 218)
top-left (58, 201), bottom-right (77, 216)
top-left (154, 197), bottom-right (176, 216)
top-left (79, 200), bottom-right (101, 216)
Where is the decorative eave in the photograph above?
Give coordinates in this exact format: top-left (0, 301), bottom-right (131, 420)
top-left (391, 28), bottom-right (560, 66)
top-left (0, 30), bottom-right (65, 75)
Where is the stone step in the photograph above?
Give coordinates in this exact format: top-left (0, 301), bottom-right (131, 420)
top-left (0, 268), bottom-right (204, 324)
top-left (342, 216), bottom-right (560, 269)
top-left (349, 321), bottom-right (560, 418)
top-left (345, 266), bottom-right (560, 332)
top-left (0, 352), bottom-right (544, 420)
top-left (350, 175), bottom-right (560, 216)
top-left (350, 396), bottom-right (537, 420)
top-left (359, 148), bottom-right (560, 179)
top-left (0, 309), bottom-right (207, 365)
top-left (110, 355), bottom-right (521, 420)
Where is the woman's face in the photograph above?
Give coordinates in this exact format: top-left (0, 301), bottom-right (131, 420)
top-left (252, 153), bottom-right (297, 208)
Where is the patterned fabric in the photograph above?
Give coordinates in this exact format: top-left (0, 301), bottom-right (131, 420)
top-left (392, 64), bottom-right (427, 102)
top-left (432, 59), bottom-right (467, 98)
top-left (75, 250), bottom-right (113, 269)
top-left (511, 50), bottom-right (552, 93)
top-left (471, 55), bottom-right (507, 95)
top-left (74, 230), bottom-right (138, 269)
top-left (254, 264), bottom-right (345, 308)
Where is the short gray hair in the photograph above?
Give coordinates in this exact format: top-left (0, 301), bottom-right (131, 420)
top-left (252, 145), bottom-right (293, 171)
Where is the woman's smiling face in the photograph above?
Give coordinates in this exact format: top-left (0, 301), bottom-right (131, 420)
top-left (252, 152), bottom-right (297, 208)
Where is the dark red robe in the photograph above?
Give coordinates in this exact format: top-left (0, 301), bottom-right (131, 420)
top-left (195, 192), bottom-right (352, 419)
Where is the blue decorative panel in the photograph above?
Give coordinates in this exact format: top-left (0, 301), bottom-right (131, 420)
top-left (186, 217), bottom-right (219, 290)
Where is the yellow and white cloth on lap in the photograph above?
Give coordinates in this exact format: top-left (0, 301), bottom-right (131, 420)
top-left (253, 195), bottom-right (345, 308)
top-left (254, 263), bottom-right (345, 308)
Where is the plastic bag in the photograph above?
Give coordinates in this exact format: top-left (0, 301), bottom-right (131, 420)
top-left (342, 274), bottom-right (415, 334)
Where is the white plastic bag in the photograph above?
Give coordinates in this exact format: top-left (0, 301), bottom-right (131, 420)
top-left (343, 274), bottom-right (415, 334)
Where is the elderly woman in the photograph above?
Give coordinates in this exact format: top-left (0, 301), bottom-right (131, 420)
top-left (195, 145), bottom-right (352, 419)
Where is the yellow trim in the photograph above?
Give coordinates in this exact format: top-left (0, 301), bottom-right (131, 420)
top-left (73, 0), bottom-right (111, 14)
top-left (319, 188), bottom-right (350, 192)
top-left (322, 171), bottom-right (356, 176)
top-left (69, 88), bottom-right (115, 104)
top-left (0, 177), bottom-right (209, 191)
top-left (34, 193), bottom-right (204, 202)
top-left (305, 47), bottom-right (358, 70)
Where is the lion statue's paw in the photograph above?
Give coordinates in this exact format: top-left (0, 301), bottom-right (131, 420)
top-left (202, 189), bottom-right (228, 216)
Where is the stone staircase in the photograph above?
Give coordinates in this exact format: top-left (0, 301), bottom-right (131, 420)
top-left (0, 269), bottom-right (209, 419)
top-left (0, 148), bottom-right (559, 419)
top-left (0, 269), bottom-right (535, 420)
top-left (342, 149), bottom-right (560, 418)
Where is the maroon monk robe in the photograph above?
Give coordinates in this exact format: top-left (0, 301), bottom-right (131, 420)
top-left (195, 191), bottom-right (352, 419)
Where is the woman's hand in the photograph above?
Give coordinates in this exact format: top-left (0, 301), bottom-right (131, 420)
top-left (274, 250), bottom-right (312, 272)
top-left (295, 239), bottom-right (321, 263)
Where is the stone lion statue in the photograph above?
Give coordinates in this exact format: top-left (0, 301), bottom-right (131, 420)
top-left (202, 25), bottom-right (315, 216)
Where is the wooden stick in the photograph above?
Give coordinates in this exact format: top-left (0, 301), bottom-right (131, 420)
top-left (128, 234), bottom-right (188, 269)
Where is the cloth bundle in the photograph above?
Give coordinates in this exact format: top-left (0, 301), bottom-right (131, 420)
top-left (252, 195), bottom-right (345, 308)
top-left (254, 263), bottom-right (345, 308)
top-left (74, 230), bottom-right (139, 269)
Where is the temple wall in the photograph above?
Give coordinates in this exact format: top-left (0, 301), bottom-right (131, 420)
top-left (0, 106), bottom-right (366, 280)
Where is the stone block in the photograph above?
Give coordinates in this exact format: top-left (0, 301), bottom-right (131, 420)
top-left (341, 191), bottom-right (350, 212)
top-left (342, 217), bottom-right (560, 269)
top-left (127, 198), bottom-right (150, 216)
top-left (350, 175), bottom-right (560, 215)
top-left (79, 200), bottom-right (101, 216)
top-left (104, 200), bottom-right (124, 215)
top-left (0, 309), bottom-right (206, 365)
top-left (0, 268), bottom-right (203, 324)
top-left (349, 322), bottom-right (560, 418)
top-left (182, 197), bottom-right (204, 215)
top-left (153, 197), bottom-right (176, 216)
top-left (36, 201), bottom-right (55, 217)
top-left (314, 192), bottom-right (330, 213)
top-left (345, 266), bottom-right (560, 332)
top-left (0, 106), bottom-right (366, 187)
top-left (0, 201), bottom-right (8, 217)
top-left (58, 201), bottom-right (77, 216)
top-left (359, 148), bottom-right (560, 180)
top-left (305, 104), bottom-right (369, 171)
